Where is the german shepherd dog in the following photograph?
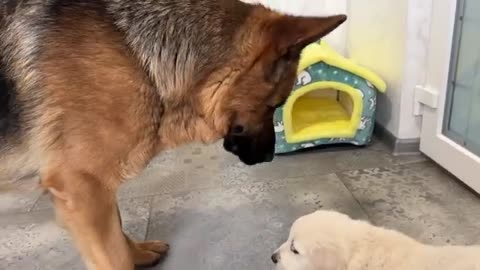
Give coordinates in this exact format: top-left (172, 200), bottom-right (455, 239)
top-left (0, 0), bottom-right (346, 269)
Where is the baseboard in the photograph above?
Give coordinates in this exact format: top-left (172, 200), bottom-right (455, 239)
top-left (374, 123), bottom-right (421, 156)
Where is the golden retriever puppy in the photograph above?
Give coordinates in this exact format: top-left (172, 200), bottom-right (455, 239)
top-left (272, 210), bottom-right (480, 270)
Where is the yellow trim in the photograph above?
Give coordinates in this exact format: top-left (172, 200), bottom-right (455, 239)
top-left (283, 82), bottom-right (364, 144)
top-left (298, 41), bottom-right (387, 93)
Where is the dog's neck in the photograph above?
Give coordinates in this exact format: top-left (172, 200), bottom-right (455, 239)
top-left (107, 0), bottom-right (252, 100)
top-left (106, 0), bottom-right (255, 148)
top-left (154, 103), bottom-right (224, 150)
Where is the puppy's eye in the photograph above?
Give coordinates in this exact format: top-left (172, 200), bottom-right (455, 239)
top-left (290, 241), bottom-right (299, 255)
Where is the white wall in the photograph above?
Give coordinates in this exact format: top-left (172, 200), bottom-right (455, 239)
top-left (347, 0), bottom-right (433, 140)
top-left (347, 0), bottom-right (408, 138)
top-left (243, 0), bottom-right (349, 55)
top-left (399, 0), bottom-right (433, 139)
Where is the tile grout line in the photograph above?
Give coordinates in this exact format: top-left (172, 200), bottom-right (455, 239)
top-left (330, 159), bottom-right (434, 225)
top-left (333, 170), bottom-right (373, 222)
top-left (95, 159), bottom-right (433, 202)
top-left (25, 159), bottom-right (433, 214)
top-left (143, 195), bottom-right (155, 241)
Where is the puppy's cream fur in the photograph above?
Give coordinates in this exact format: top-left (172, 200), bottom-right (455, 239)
top-left (274, 211), bottom-right (480, 270)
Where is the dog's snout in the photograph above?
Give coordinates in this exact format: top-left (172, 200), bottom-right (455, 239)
top-left (271, 252), bottom-right (279, 264)
top-left (223, 132), bottom-right (275, 166)
top-left (264, 152), bottom-right (274, 162)
top-left (223, 138), bottom-right (239, 154)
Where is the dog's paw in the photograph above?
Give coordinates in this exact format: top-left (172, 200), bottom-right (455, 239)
top-left (138, 240), bottom-right (170, 254)
top-left (133, 240), bottom-right (170, 268)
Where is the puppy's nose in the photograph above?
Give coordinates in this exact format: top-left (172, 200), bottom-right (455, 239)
top-left (271, 253), bottom-right (279, 264)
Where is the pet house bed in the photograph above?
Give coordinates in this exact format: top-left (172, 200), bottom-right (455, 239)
top-left (274, 41), bottom-right (387, 154)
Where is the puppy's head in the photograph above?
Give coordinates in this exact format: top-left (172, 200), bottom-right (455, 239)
top-left (271, 211), bottom-right (355, 270)
top-left (203, 5), bottom-right (346, 166)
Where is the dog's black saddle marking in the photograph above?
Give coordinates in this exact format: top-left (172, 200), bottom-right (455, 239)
top-left (0, 68), bottom-right (11, 133)
top-left (0, 66), bottom-right (19, 137)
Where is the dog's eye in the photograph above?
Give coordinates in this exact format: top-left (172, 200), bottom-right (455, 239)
top-left (290, 241), bottom-right (299, 255)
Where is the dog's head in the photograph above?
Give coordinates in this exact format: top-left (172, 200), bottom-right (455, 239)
top-left (271, 211), bottom-right (356, 270)
top-left (199, 6), bottom-right (346, 165)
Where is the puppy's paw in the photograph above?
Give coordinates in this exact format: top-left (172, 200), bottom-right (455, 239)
top-left (133, 240), bottom-right (170, 268)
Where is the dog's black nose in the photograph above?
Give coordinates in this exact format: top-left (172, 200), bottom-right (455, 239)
top-left (271, 253), bottom-right (279, 264)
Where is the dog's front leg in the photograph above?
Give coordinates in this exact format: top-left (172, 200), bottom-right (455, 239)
top-left (117, 206), bottom-right (170, 267)
top-left (125, 233), bottom-right (170, 267)
top-left (42, 168), bottom-right (134, 270)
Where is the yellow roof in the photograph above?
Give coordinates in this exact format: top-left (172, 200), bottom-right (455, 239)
top-left (298, 41), bottom-right (387, 93)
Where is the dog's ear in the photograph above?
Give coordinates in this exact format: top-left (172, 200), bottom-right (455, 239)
top-left (311, 246), bottom-right (347, 270)
top-left (271, 14), bottom-right (347, 56)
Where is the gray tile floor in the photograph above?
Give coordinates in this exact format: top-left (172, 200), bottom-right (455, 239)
top-left (1, 139), bottom-right (480, 269)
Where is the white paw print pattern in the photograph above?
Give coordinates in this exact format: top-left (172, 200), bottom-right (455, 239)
top-left (329, 138), bottom-right (348, 143)
top-left (369, 98), bottom-right (376, 110)
top-left (274, 121), bottom-right (285, 133)
top-left (300, 143), bottom-right (315, 148)
top-left (297, 71), bottom-right (312, 86)
top-left (358, 117), bottom-right (371, 130)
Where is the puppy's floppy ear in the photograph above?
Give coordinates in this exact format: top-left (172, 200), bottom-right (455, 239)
top-left (271, 14), bottom-right (347, 57)
top-left (311, 246), bottom-right (347, 270)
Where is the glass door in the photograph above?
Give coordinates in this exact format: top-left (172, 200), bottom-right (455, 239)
top-left (419, 0), bottom-right (480, 193)
top-left (444, 0), bottom-right (480, 156)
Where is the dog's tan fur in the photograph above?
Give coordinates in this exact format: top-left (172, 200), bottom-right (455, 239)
top-left (273, 211), bottom-right (480, 270)
top-left (0, 0), bottom-right (346, 269)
